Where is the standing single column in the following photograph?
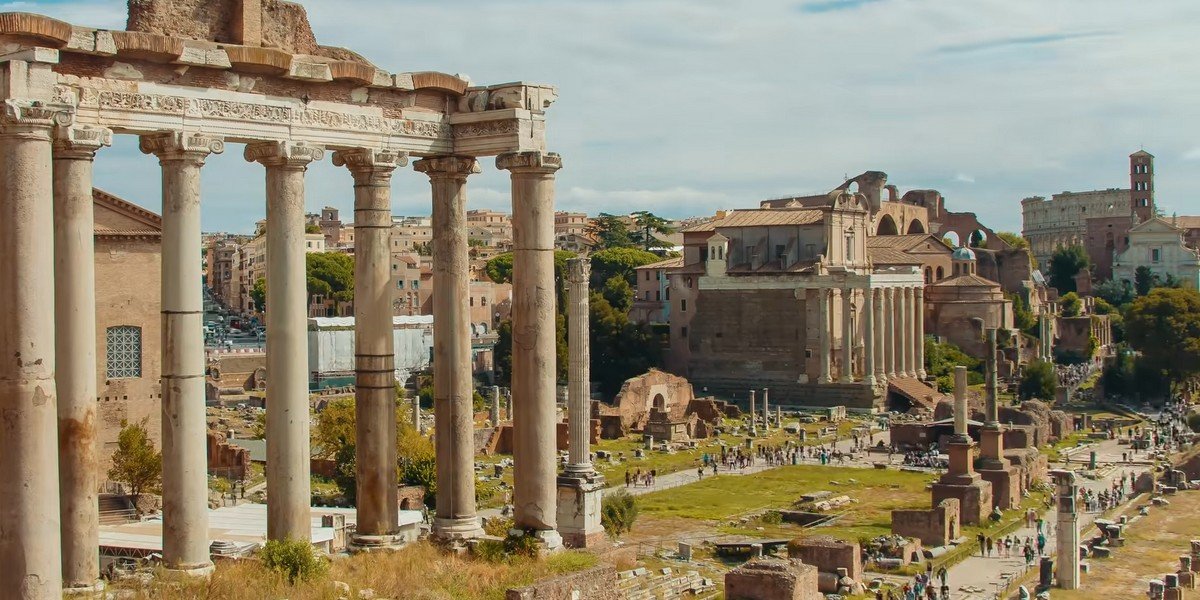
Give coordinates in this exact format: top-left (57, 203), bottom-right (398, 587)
top-left (54, 123), bottom-right (111, 594)
top-left (914, 287), bottom-right (926, 379)
top-left (490, 385), bottom-right (501, 426)
top-left (863, 287), bottom-right (876, 387)
top-left (565, 257), bottom-right (593, 473)
top-left (415, 156), bottom-right (484, 541)
top-left (817, 289), bottom-right (832, 384)
top-left (333, 148), bottom-right (406, 548)
top-left (498, 151), bottom-right (562, 547)
top-left (985, 328), bottom-right (999, 424)
top-left (761, 387), bottom-right (769, 431)
top-left (883, 289), bottom-right (896, 378)
top-left (140, 131), bottom-right (224, 575)
top-left (748, 389), bottom-right (757, 435)
top-left (0, 100), bottom-right (67, 599)
top-left (246, 141), bottom-right (324, 542)
top-left (840, 289), bottom-right (854, 383)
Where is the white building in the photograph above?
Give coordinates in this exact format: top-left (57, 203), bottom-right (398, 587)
top-left (307, 315), bottom-right (434, 387)
top-left (1112, 217), bottom-right (1200, 290)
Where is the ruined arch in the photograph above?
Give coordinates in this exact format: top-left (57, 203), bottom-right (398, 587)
top-left (968, 229), bottom-right (987, 248)
top-left (877, 214), bottom-right (899, 236)
top-left (652, 393), bottom-right (666, 411)
top-left (906, 220), bottom-right (926, 234)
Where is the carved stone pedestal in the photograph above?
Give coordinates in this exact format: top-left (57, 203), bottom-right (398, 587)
top-left (556, 472), bottom-right (606, 549)
top-left (931, 439), bottom-right (992, 525)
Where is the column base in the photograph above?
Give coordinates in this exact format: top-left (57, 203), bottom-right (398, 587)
top-left (509, 527), bottom-right (563, 553)
top-left (917, 370), bottom-right (927, 380)
top-left (557, 472), bottom-right (606, 549)
top-left (63, 580), bottom-right (105, 597)
top-left (349, 532), bottom-right (410, 552)
top-left (432, 516), bottom-right (484, 543)
top-left (161, 562), bottom-right (215, 580)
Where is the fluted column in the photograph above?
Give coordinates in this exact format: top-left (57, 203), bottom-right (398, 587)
top-left (334, 148), bottom-right (406, 548)
top-left (817, 289), bottom-right (832, 384)
top-left (840, 289), bottom-right (854, 383)
top-left (415, 156), bottom-right (484, 541)
top-left (892, 288), bottom-right (906, 377)
top-left (141, 131), bottom-right (224, 574)
top-left (914, 287), bottom-right (926, 379)
top-left (498, 151), bottom-right (562, 546)
top-left (565, 258), bottom-right (593, 472)
top-left (904, 287), bottom-right (917, 377)
top-left (246, 141), bottom-right (324, 542)
top-left (54, 123), bottom-right (111, 593)
top-left (883, 288), bottom-right (895, 378)
top-left (863, 287), bottom-right (876, 387)
top-left (0, 100), bottom-right (68, 599)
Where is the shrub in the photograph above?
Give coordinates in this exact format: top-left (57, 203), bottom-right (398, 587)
top-left (473, 538), bottom-right (508, 563)
top-left (1187, 413), bottom-right (1200, 434)
top-left (759, 510), bottom-right (783, 525)
top-left (503, 531), bottom-right (542, 558)
top-left (259, 538), bottom-right (328, 584)
top-left (601, 489), bottom-right (640, 538)
top-left (483, 516), bottom-right (514, 537)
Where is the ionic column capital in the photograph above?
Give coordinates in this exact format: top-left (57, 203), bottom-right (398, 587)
top-left (567, 256), bottom-right (591, 284)
top-left (333, 148), bottom-right (407, 185)
top-left (139, 131), bottom-right (224, 164)
top-left (0, 99), bottom-right (73, 139)
top-left (413, 155), bottom-right (481, 180)
top-left (52, 124), bottom-right (112, 159)
top-left (244, 140), bottom-right (325, 169)
top-left (496, 150), bottom-right (562, 174)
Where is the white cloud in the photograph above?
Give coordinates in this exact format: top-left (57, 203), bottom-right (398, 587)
top-left (17, 0), bottom-right (1200, 232)
top-left (954, 174), bottom-right (976, 184)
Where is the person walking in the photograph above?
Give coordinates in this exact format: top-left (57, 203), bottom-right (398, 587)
top-left (986, 536), bottom-right (994, 557)
top-left (977, 533), bottom-right (986, 556)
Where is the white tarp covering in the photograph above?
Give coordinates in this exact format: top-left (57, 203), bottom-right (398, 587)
top-left (308, 315), bottom-right (433, 383)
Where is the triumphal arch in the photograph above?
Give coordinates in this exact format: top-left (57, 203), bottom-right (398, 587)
top-left (0, 1), bottom-right (561, 596)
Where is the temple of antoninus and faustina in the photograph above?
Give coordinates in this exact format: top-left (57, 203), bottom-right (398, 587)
top-left (0, 2), bottom-right (563, 597)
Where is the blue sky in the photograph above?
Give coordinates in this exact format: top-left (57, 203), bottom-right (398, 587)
top-left (8, 0), bottom-right (1199, 233)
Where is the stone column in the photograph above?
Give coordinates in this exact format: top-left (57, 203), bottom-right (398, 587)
top-left (490, 385), bottom-right (501, 426)
top-left (415, 156), bottom-right (483, 542)
top-left (334, 148), bottom-right (406, 549)
top-left (840, 290), bottom-right (853, 383)
top-left (0, 100), bottom-right (67, 599)
top-left (893, 288), bottom-right (906, 377)
top-left (498, 151), bottom-right (562, 547)
top-left (140, 131), bottom-right (224, 575)
top-left (953, 366), bottom-right (968, 439)
top-left (863, 287), bottom-right (876, 387)
top-left (914, 287), bottom-right (926, 379)
top-left (984, 328), bottom-right (999, 425)
top-left (818, 289), bottom-right (832, 384)
top-left (902, 287), bottom-right (915, 377)
top-left (411, 396), bottom-right (422, 432)
top-left (883, 289), bottom-right (895, 378)
top-left (749, 389), bottom-right (757, 435)
top-left (761, 388), bottom-right (769, 431)
top-left (1053, 469), bottom-right (1081, 589)
top-left (54, 123), bottom-right (111, 594)
top-left (565, 257), bottom-right (592, 473)
top-left (246, 141), bottom-right (324, 542)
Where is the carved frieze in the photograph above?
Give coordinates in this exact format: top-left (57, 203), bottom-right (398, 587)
top-left (243, 140), bottom-right (324, 168)
top-left (138, 131), bottom-right (224, 162)
top-left (0, 99), bottom-right (74, 135)
top-left (52, 124), bottom-right (112, 157)
top-left (496, 151), bottom-right (562, 173)
top-left (333, 148), bottom-right (408, 186)
top-left (412, 156), bottom-right (481, 179)
top-left (452, 119), bottom-right (519, 139)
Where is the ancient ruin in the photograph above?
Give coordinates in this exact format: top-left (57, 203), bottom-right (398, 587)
top-left (929, 367), bottom-right (993, 524)
top-left (0, 0), bottom-right (560, 595)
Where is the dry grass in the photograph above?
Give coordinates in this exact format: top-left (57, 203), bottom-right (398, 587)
top-left (110, 542), bottom-right (598, 600)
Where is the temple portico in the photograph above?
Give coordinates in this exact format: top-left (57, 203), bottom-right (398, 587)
top-left (0, 6), bottom-right (561, 594)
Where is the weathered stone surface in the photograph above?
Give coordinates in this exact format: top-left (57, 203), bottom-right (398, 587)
top-left (505, 565), bottom-right (620, 600)
top-left (725, 558), bottom-right (821, 600)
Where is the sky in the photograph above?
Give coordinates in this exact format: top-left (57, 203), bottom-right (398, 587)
top-left (8, 0), bottom-right (1200, 234)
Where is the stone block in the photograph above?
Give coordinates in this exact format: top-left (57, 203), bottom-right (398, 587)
top-left (725, 558), bottom-right (821, 600)
top-left (787, 536), bottom-right (861, 584)
top-left (931, 478), bottom-right (992, 526)
top-left (556, 474), bottom-right (606, 549)
top-left (891, 498), bottom-right (960, 547)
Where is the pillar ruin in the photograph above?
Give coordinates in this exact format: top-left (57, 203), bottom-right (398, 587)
top-left (141, 131), bottom-right (224, 575)
top-left (1052, 469), bottom-right (1081, 589)
top-left (53, 123), bottom-right (110, 594)
top-left (335, 148), bottom-right (406, 550)
top-left (883, 288), bottom-right (895, 378)
top-left (902, 287), bottom-right (915, 377)
top-left (818, 289), bottom-right (832, 384)
top-left (557, 257), bottom-right (605, 548)
top-left (499, 151), bottom-right (562, 548)
top-left (930, 366), bottom-right (992, 525)
top-left (749, 389), bottom-right (757, 435)
top-left (863, 287), bottom-right (876, 387)
top-left (416, 156), bottom-right (484, 542)
top-left (0, 100), bottom-right (66, 599)
top-left (247, 141), bottom-right (323, 542)
top-left (491, 385), bottom-right (502, 426)
top-left (761, 387), bottom-right (770, 431)
top-left (914, 287), bottom-right (926, 379)
top-left (840, 289), bottom-right (853, 383)
top-left (978, 329), bottom-right (1020, 509)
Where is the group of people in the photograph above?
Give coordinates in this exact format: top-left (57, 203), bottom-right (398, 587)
top-left (623, 468), bottom-right (658, 487)
top-left (1055, 361), bottom-right (1096, 389)
top-left (901, 447), bottom-right (947, 469)
top-left (876, 565), bottom-right (949, 600)
top-left (977, 531), bottom-right (1046, 564)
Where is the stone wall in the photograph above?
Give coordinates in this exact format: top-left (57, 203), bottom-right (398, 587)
top-left (892, 498), bottom-right (960, 547)
top-left (786, 536), bottom-right (861, 584)
top-left (694, 380), bottom-right (877, 411)
top-left (725, 558), bottom-right (821, 600)
top-left (598, 369), bottom-right (695, 432)
top-left (505, 565), bottom-right (620, 600)
top-left (127, 0), bottom-right (324, 56)
top-left (206, 431), bottom-right (250, 480)
top-left (686, 288), bottom-right (811, 387)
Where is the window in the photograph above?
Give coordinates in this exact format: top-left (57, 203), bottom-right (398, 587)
top-left (470, 297), bottom-right (475, 306)
top-left (645, 291), bottom-right (651, 300)
top-left (701, 247), bottom-right (709, 262)
top-left (665, 288), bottom-right (670, 301)
top-left (411, 280), bottom-right (419, 289)
top-left (845, 233), bottom-right (854, 262)
top-left (106, 326), bottom-right (142, 379)
top-left (681, 326), bottom-right (688, 338)
top-left (686, 277), bottom-right (693, 288)
top-left (681, 299), bottom-right (687, 312)
top-left (655, 290), bottom-right (661, 301)
top-left (1152, 248), bottom-right (1161, 263)
top-left (645, 271), bottom-right (651, 281)
top-left (481, 297), bottom-right (487, 307)
top-left (656, 270), bottom-right (661, 281)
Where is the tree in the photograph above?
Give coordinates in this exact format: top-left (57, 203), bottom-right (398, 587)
top-left (1094, 279), bottom-right (1134, 307)
top-left (1092, 297), bottom-right (1125, 343)
top-left (1059, 292), bottom-right (1082, 317)
top-left (590, 246), bottom-right (662, 288)
top-left (1008, 293), bottom-right (1037, 336)
top-left (1125, 288), bottom-right (1200, 396)
top-left (590, 287), bottom-right (663, 396)
top-left (923, 337), bottom-right (983, 393)
top-left (996, 231), bottom-right (1028, 250)
top-left (630, 211), bottom-right (675, 252)
top-left (586, 213), bottom-right (635, 249)
top-left (306, 252), bottom-right (354, 303)
top-left (1018, 360), bottom-right (1057, 401)
top-left (1047, 245), bottom-right (1089, 294)
top-left (304, 224), bottom-right (321, 234)
top-left (1134, 266), bottom-right (1156, 297)
top-left (601, 488), bottom-right (640, 538)
top-left (107, 418), bottom-right (162, 511)
top-left (251, 277), bottom-right (267, 312)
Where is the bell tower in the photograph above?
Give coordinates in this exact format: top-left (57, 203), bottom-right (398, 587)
top-left (1130, 150), bottom-right (1154, 223)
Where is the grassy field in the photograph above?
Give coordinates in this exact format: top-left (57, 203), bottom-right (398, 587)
top-left (110, 542), bottom-right (597, 600)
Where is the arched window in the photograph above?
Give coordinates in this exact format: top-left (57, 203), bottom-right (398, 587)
top-left (924, 267), bottom-right (932, 284)
top-left (936, 266), bottom-right (944, 280)
top-left (106, 325), bottom-right (142, 379)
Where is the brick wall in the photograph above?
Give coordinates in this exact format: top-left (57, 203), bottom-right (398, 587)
top-left (787, 536), bottom-right (861, 583)
top-left (505, 565), bottom-right (620, 600)
top-left (206, 431), bottom-right (250, 480)
top-left (892, 498), bottom-right (960, 547)
top-left (725, 558), bottom-right (821, 600)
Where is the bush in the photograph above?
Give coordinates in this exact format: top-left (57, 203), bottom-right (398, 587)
top-left (503, 531), bottom-right (542, 558)
top-left (1188, 414), bottom-right (1200, 434)
top-left (1018, 360), bottom-right (1057, 401)
top-left (759, 510), bottom-right (783, 525)
top-left (259, 538), bottom-right (327, 584)
top-left (601, 488), bottom-right (640, 538)
top-left (473, 538), bottom-right (508, 563)
top-left (483, 516), bottom-right (514, 537)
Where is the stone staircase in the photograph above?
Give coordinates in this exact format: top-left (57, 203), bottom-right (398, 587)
top-left (98, 494), bottom-right (137, 525)
top-left (616, 566), bottom-right (716, 599)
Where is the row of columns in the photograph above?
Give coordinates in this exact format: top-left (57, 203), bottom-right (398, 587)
top-left (0, 93), bottom-right (565, 595)
top-left (814, 285), bottom-right (926, 387)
